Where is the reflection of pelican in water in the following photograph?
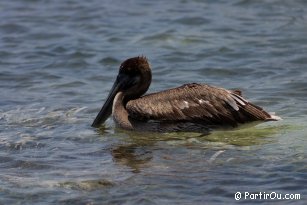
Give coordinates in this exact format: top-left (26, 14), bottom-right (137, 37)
top-left (92, 56), bottom-right (280, 132)
top-left (112, 144), bottom-right (153, 173)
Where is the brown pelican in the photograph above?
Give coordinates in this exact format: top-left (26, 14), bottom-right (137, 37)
top-left (92, 56), bottom-right (280, 132)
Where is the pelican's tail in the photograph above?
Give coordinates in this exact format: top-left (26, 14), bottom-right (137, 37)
top-left (267, 112), bottom-right (282, 121)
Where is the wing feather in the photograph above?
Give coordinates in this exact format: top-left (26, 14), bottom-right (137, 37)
top-left (126, 83), bottom-right (274, 126)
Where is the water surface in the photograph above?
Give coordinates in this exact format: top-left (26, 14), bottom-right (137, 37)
top-left (1, 0), bottom-right (307, 204)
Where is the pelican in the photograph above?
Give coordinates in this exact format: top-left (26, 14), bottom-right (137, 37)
top-left (92, 56), bottom-right (280, 132)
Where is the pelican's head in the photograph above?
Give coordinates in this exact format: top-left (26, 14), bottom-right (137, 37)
top-left (92, 56), bottom-right (152, 127)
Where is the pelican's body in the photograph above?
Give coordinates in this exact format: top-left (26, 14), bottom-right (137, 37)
top-left (92, 57), bottom-right (280, 132)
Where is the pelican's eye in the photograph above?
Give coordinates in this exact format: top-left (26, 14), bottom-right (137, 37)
top-left (124, 75), bottom-right (140, 90)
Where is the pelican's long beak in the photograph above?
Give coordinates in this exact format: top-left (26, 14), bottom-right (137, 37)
top-left (91, 74), bottom-right (129, 128)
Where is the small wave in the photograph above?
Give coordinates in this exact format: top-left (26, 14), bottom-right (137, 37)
top-left (0, 105), bottom-right (88, 128)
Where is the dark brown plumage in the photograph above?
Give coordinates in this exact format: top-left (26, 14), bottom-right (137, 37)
top-left (92, 56), bottom-right (280, 132)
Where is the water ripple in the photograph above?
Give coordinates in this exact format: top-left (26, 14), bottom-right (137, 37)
top-left (1, 0), bottom-right (307, 204)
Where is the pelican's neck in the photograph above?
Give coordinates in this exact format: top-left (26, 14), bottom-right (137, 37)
top-left (112, 92), bottom-right (133, 130)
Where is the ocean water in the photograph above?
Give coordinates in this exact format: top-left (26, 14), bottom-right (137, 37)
top-left (0, 0), bottom-right (307, 204)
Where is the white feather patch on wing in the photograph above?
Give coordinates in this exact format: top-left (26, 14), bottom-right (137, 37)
top-left (198, 99), bottom-right (210, 104)
top-left (226, 97), bottom-right (239, 111)
top-left (231, 93), bottom-right (247, 106)
top-left (179, 100), bottom-right (190, 109)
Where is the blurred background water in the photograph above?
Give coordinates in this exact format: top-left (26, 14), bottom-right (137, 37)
top-left (0, 0), bottom-right (307, 204)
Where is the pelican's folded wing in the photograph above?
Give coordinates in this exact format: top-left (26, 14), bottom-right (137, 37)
top-left (126, 83), bottom-right (276, 126)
